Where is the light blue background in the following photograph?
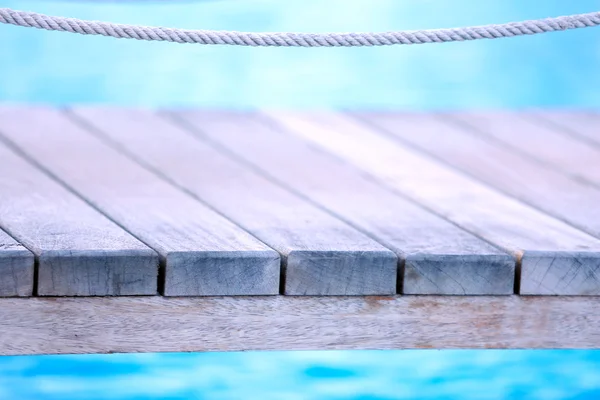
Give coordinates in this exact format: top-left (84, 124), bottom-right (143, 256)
top-left (1, 1), bottom-right (600, 399)
top-left (1, 0), bottom-right (600, 109)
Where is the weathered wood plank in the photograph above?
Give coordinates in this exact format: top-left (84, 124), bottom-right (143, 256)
top-left (172, 110), bottom-right (514, 295)
top-left (0, 107), bottom-right (280, 296)
top-left (354, 112), bottom-right (600, 239)
top-left (263, 111), bottom-right (600, 295)
top-left (0, 228), bottom-right (34, 297)
top-left (1, 295), bottom-right (599, 355)
top-left (528, 110), bottom-right (600, 147)
top-left (441, 111), bottom-right (600, 188)
top-left (68, 108), bottom-right (397, 296)
top-left (0, 141), bottom-right (157, 296)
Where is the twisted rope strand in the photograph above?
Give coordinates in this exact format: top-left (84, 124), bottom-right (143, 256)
top-left (1, 7), bottom-right (599, 47)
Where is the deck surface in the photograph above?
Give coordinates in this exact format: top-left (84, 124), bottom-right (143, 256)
top-left (0, 107), bottom-right (599, 353)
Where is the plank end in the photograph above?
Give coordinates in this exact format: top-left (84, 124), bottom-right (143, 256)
top-left (163, 250), bottom-right (281, 296)
top-left (0, 249), bottom-right (35, 297)
top-left (37, 249), bottom-right (159, 296)
top-left (403, 253), bottom-right (515, 295)
top-left (521, 251), bottom-right (600, 295)
top-left (284, 250), bottom-right (398, 295)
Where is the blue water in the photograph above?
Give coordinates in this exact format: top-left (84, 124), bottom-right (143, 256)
top-left (1, 351), bottom-right (600, 400)
top-left (2, 0), bottom-right (600, 399)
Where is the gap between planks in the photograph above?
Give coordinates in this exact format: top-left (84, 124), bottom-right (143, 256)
top-left (170, 110), bottom-right (516, 295)
top-left (262, 111), bottom-right (600, 296)
top-left (0, 107), bottom-right (280, 297)
top-left (1, 106), bottom-right (599, 298)
top-left (65, 107), bottom-right (399, 296)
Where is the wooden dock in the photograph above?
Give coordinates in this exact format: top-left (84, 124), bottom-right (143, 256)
top-left (1, 107), bottom-right (599, 354)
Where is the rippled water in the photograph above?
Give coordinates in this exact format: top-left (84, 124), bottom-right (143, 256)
top-left (1, 1), bottom-right (600, 399)
top-left (2, 351), bottom-right (600, 399)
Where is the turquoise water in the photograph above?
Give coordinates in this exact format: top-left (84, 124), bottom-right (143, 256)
top-left (2, 1), bottom-right (600, 399)
top-left (1, 351), bottom-right (600, 400)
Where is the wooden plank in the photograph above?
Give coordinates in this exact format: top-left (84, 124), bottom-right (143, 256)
top-left (1, 295), bottom-right (599, 354)
top-left (0, 228), bottom-right (34, 297)
top-left (354, 112), bottom-right (600, 239)
top-left (262, 111), bottom-right (600, 296)
top-left (68, 107), bottom-right (397, 296)
top-left (528, 110), bottom-right (600, 147)
top-left (0, 107), bottom-right (280, 296)
top-left (0, 141), bottom-right (157, 296)
top-left (172, 110), bottom-right (515, 295)
top-left (441, 111), bottom-right (600, 188)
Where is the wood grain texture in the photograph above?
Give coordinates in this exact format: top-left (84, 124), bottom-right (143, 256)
top-left (528, 110), bottom-right (600, 147)
top-left (441, 111), bottom-right (600, 188)
top-left (173, 110), bottom-right (514, 295)
top-left (0, 229), bottom-right (34, 297)
top-left (0, 141), bottom-right (157, 296)
top-left (68, 107), bottom-right (397, 296)
top-left (354, 112), bottom-right (600, 239)
top-left (262, 111), bottom-right (600, 296)
top-left (0, 107), bottom-right (280, 296)
top-left (1, 295), bottom-right (599, 355)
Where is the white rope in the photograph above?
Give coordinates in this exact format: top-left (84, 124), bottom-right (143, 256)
top-left (1, 7), bottom-right (599, 47)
